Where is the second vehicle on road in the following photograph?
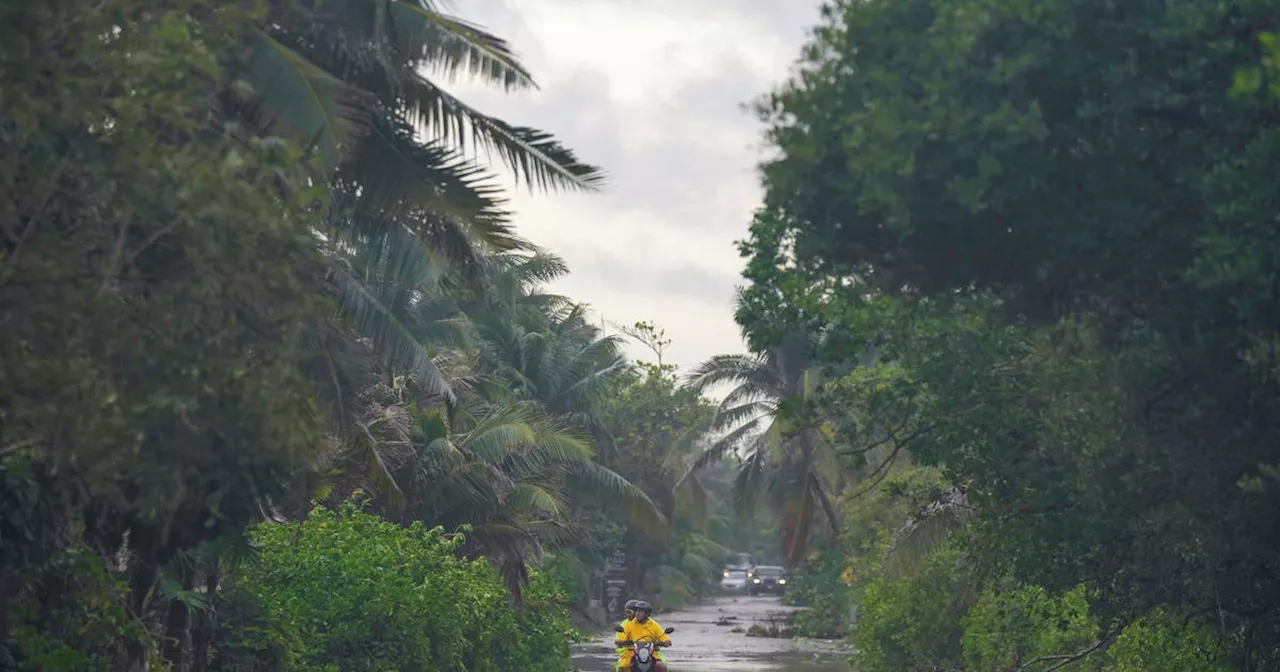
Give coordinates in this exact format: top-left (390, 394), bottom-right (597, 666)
top-left (748, 565), bottom-right (789, 596)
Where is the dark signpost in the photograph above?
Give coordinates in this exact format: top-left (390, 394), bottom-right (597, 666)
top-left (603, 550), bottom-right (627, 622)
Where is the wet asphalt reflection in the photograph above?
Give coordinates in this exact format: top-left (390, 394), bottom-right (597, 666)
top-left (572, 595), bottom-right (852, 672)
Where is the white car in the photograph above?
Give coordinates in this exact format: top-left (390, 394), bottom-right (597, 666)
top-left (719, 568), bottom-right (749, 592)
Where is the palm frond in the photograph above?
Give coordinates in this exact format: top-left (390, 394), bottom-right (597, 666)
top-left (718, 383), bottom-right (776, 410)
top-left (508, 483), bottom-right (569, 519)
top-left (354, 419), bottom-right (406, 508)
top-left (459, 416), bottom-right (538, 462)
top-left (444, 459), bottom-right (512, 509)
top-left (684, 353), bottom-right (782, 397)
top-left (523, 518), bottom-right (587, 549)
top-left (709, 400), bottom-right (775, 433)
top-left (247, 28), bottom-right (372, 171)
top-left (448, 370), bottom-right (519, 405)
top-left (406, 74), bottom-right (606, 192)
top-left (548, 353), bottom-right (628, 413)
top-left (687, 415), bottom-right (766, 474)
top-left (299, 318), bottom-right (377, 434)
top-left (505, 248), bottom-right (570, 287)
top-left (881, 488), bottom-right (973, 579)
top-left (570, 460), bottom-right (667, 541)
top-left (343, 116), bottom-right (513, 231)
top-left (329, 260), bottom-right (453, 400)
top-left (387, 1), bottom-right (536, 89)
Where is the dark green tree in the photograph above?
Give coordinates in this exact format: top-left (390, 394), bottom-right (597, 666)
top-left (740, 0), bottom-right (1280, 667)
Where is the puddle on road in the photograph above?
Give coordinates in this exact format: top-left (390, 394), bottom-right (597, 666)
top-left (573, 596), bottom-right (852, 672)
top-left (572, 638), bottom-right (851, 672)
top-left (571, 651), bottom-right (850, 672)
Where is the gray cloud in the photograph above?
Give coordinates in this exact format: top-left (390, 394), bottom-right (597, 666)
top-left (444, 0), bottom-right (822, 369)
top-left (564, 247), bottom-right (740, 305)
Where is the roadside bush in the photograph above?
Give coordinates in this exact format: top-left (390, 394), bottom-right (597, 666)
top-left (210, 500), bottom-right (573, 672)
top-left (852, 560), bottom-right (1232, 672)
top-left (539, 551), bottom-right (587, 607)
top-left (1107, 610), bottom-right (1232, 672)
top-left (852, 544), bottom-right (972, 671)
top-left (2, 546), bottom-right (149, 672)
top-left (1, 456), bottom-right (150, 672)
top-left (781, 541), bottom-right (852, 638)
top-left (962, 584), bottom-right (1103, 672)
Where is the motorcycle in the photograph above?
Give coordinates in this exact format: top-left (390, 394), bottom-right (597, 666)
top-left (614, 624), bottom-right (675, 671)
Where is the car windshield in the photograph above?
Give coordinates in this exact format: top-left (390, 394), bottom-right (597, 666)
top-left (723, 569), bottom-right (747, 577)
top-left (755, 566), bottom-right (784, 577)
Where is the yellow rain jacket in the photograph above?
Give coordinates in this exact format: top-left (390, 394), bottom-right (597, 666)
top-left (615, 617), bottom-right (671, 668)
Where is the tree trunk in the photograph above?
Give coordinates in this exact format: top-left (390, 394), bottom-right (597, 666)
top-left (160, 568), bottom-right (194, 672)
top-left (0, 570), bottom-right (10, 645)
top-left (113, 561), bottom-right (158, 672)
top-left (189, 571), bottom-right (219, 672)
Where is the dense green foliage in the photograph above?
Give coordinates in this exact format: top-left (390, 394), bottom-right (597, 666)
top-left (1, 2), bottom-right (329, 667)
top-left (682, 0), bottom-right (1280, 670)
top-left (0, 1), bottom-right (729, 670)
top-left (15, 0), bottom-right (1279, 669)
top-left (210, 501), bottom-right (573, 672)
top-left (589, 326), bottom-right (776, 606)
top-left (778, 540), bottom-right (853, 639)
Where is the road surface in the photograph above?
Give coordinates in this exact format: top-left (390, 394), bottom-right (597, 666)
top-left (572, 595), bottom-right (852, 671)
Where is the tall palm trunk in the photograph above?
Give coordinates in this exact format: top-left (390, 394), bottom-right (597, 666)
top-left (160, 567), bottom-right (195, 672)
top-left (116, 561), bottom-right (158, 672)
top-left (189, 571), bottom-right (219, 672)
top-left (0, 570), bottom-right (10, 646)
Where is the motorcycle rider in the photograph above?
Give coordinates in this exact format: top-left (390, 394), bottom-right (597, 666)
top-left (615, 599), bottom-right (640, 658)
top-left (614, 600), bottom-right (671, 671)
top-left (622, 598), bottom-right (639, 627)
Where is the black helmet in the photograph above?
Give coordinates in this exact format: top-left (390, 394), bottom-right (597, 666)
top-left (634, 600), bottom-right (653, 617)
top-left (624, 599), bottom-right (639, 612)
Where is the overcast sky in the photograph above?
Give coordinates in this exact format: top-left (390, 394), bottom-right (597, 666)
top-left (446, 0), bottom-right (822, 372)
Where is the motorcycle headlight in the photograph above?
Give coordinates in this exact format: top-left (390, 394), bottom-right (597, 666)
top-left (638, 648), bottom-right (651, 662)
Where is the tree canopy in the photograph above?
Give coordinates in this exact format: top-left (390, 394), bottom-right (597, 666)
top-left (724, 0), bottom-right (1280, 668)
top-left (0, 2), bottom-right (741, 670)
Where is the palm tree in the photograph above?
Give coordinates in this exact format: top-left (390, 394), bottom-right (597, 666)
top-left (230, 2), bottom-right (667, 608)
top-left (237, 0), bottom-right (607, 449)
top-left (400, 398), bottom-right (663, 600)
top-left (244, 0), bottom-right (604, 188)
top-left (229, 0), bottom-right (615, 513)
top-left (468, 252), bottom-right (629, 428)
top-left (682, 332), bottom-right (844, 566)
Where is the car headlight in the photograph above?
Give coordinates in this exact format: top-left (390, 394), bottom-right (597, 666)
top-left (753, 578), bottom-right (761, 584)
top-left (723, 571), bottom-right (729, 578)
top-left (778, 579), bottom-right (787, 584)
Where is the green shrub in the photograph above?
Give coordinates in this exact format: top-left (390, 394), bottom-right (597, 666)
top-left (852, 544), bottom-right (970, 671)
top-left (210, 500), bottom-right (573, 672)
top-left (962, 584), bottom-right (1103, 672)
top-left (781, 541), bottom-right (852, 638)
top-left (1107, 610), bottom-right (1231, 672)
top-left (539, 552), bottom-right (586, 607)
top-left (3, 547), bottom-right (149, 672)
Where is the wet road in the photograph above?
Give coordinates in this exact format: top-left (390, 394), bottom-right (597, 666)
top-left (572, 595), bottom-right (852, 672)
